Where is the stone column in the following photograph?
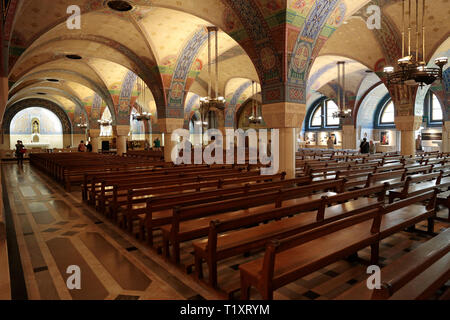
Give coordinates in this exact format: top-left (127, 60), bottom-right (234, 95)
top-left (89, 129), bottom-right (101, 153)
top-left (159, 118), bottom-right (184, 162)
top-left (395, 115), bottom-right (422, 156)
top-left (442, 121), bottom-right (450, 153)
top-left (115, 125), bottom-right (130, 156)
top-left (341, 125), bottom-right (356, 150)
top-left (262, 102), bottom-right (306, 179)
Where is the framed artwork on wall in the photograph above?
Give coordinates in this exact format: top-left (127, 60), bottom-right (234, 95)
top-left (380, 131), bottom-right (389, 145)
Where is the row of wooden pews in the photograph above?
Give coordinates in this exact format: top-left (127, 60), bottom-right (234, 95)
top-left (31, 151), bottom-right (450, 300)
top-left (30, 153), bottom-right (172, 191)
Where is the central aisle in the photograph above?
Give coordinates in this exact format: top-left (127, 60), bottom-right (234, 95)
top-left (1, 162), bottom-right (219, 300)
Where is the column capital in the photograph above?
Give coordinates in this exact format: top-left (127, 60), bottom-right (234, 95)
top-left (88, 128), bottom-right (101, 138)
top-left (115, 125), bottom-right (130, 136)
top-left (158, 118), bottom-right (184, 133)
top-left (387, 83), bottom-right (419, 117)
top-left (395, 115), bottom-right (422, 131)
top-left (262, 102), bottom-right (306, 128)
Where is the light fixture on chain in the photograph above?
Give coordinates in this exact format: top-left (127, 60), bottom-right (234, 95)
top-left (332, 61), bottom-right (352, 119)
top-left (383, 0), bottom-right (447, 87)
top-left (133, 77), bottom-right (152, 121)
top-left (199, 26), bottom-right (225, 128)
top-left (248, 80), bottom-right (262, 124)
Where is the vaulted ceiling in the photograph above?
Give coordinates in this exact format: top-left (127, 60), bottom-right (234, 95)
top-left (2, 0), bottom-right (449, 128)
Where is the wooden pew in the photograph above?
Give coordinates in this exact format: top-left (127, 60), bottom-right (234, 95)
top-left (119, 172), bottom-right (288, 231)
top-left (137, 177), bottom-right (313, 244)
top-left (436, 190), bottom-right (450, 222)
top-left (160, 179), bottom-right (346, 263)
top-left (388, 172), bottom-right (442, 203)
top-left (193, 184), bottom-right (388, 290)
top-left (238, 190), bottom-right (437, 300)
top-left (239, 209), bottom-right (382, 299)
top-left (364, 170), bottom-right (405, 189)
top-left (336, 228), bottom-right (450, 300)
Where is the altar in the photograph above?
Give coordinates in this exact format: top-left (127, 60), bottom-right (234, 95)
top-left (24, 143), bottom-right (50, 149)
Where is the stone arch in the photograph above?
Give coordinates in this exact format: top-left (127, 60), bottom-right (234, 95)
top-left (2, 98), bottom-right (72, 135)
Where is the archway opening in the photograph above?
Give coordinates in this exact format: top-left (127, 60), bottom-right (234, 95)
top-left (10, 107), bottom-right (63, 149)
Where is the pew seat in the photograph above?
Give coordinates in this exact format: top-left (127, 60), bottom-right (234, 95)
top-left (336, 228), bottom-right (450, 300)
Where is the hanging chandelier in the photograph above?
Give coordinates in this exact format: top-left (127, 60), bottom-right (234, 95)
top-left (383, 0), bottom-right (447, 87)
top-left (199, 26), bottom-right (225, 128)
top-left (77, 115), bottom-right (88, 129)
top-left (133, 77), bottom-right (152, 121)
top-left (97, 119), bottom-right (112, 127)
top-left (248, 80), bottom-right (262, 124)
top-left (332, 61), bottom-right (352, 119)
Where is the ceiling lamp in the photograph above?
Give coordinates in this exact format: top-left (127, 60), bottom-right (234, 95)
top-left (383, 0), bottom-right (447, 87)
top-left (133, 77), bottom-right (152, 121)
top-left (248, 81), bottom-right (262, 124)
top-left (66, 54), bottom-right (82, 60)
top-left (107, 1), bottom-right (133, 12)
top-left (332, 61), bottom-right (352, 119)
top-left (199, 26), bottom-right (225, 128)
top-left (77, 115), bottom-right (88, 129)
top-left (97, 119), bottom-right (112, 127)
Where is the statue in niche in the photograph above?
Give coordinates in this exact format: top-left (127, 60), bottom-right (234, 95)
top-left (32, 119), bottom-right (40, 134)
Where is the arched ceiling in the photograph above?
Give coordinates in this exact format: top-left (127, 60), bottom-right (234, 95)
top-left (3, 0), bottom-right (449, 128)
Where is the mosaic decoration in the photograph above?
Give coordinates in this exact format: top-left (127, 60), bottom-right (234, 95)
top-left (90, 94), bottom-right (103, 128)
top-left (354, 0), bottom-right (401, 65)
top-left (288, 0), bottom-right (340, 83)
top-left (389, 84), bottom-right (419, 117)
top-left (118, 71), bottom-right (138, 125)
top-left (290, 42), bottom-right (312, 76)
top-left (225, 80), bottom-right (252, 127)
top-left (166, 27), bottom-right (208, 119)
top-left (300, 0), bottom-right (340, 41)
top-left (223, 0), bottom-right (281, 85)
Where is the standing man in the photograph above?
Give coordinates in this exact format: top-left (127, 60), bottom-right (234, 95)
top-left (360, 138), bottom-right (370, 154)
top-left (154, 137), bottom-right (161, 150)
top-left (416, 134), bottom-right (422, 152)
top-left (86, 141), bottom-right (93, 152)
top-left (78, 140), bottom-right (86, 152)
top-left (15, 140), bottom-right (25, 165)
top-left (327, 136), bottom-right (334, 150)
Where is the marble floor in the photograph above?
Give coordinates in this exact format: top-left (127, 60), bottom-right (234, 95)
top-left (2, 162), bottom-right (449, 300)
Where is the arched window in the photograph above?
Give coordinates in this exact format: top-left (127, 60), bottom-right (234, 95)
top-left (430, 92), bottom-right (443, 123)
top-left (100, 108), bottom-right (113, 137)
top-left (325, 100), bottom-right (340, 126)
top-left (379, 101), bottom-right (395, 124)
top-left (310, 105), bottom-right (322, 127)
top-left (306, 98), bottom-right (341, 130)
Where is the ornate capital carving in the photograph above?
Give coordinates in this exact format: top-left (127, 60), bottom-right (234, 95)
top-left (262, 102), bottom-right (306, 128)
top-left (115, 125), bottom-right (130, 137)
top-left (395, 115), bottom-right (422, 131)
top-left (158, 118), bottom-right (184, 133)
